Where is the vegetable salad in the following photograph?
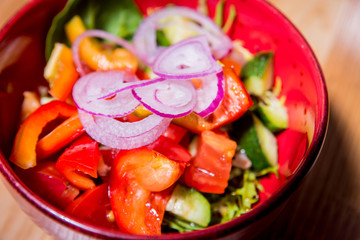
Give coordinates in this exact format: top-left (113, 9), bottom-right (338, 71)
top-left (10, 0), bottom-right (289, 235)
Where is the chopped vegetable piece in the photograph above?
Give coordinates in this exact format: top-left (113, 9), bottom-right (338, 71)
top-left (162, 123), bottom-right (188, 144)
top-left (20, 91), bottom-right (40, 122)
top-left (237, 114), bottom-right (278, 171)
top-left (109, 148), bottom-right (178, 234)
top-left (46, 0), bottom-right (142, 59)
top-left (174, 67), bottom-right (252, 132)
top-left (184, 130), bottom-right (237, 194)
top-left (56, 135), bottom-right (100, 190)
top-left (166, 184), bottom-right (211, 227)
top-left (254, 91), bottom-right (288, 132)
top-left (152, 35), bottom-right (222, 79)
top-left (44, 43), bottom-right (79, 101)
top-left (147, 135), bottom-right (191, 164)
top-left (15, 162), bottom-right (80, 210)
top-left (112, 148), bottom-right (182, 192)
top-left (66, 16), bottom-right (138, 75)
top-left (10, 100), bottom-right (79, 169)
top-left (36, 113), bottom-right (85, 159)
top-left (240, 51), bottom-right (274, 96)
top-left (159, 16), bottom-right (198, 45)
top-left (66, 183), bottom-right (118, 229)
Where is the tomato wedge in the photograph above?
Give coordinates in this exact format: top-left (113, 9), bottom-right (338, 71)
top-left (173, 67), bottom-right (253, 132)
top-left (162, 123), bottom-right (188, 143)
top-left (109, 148), bottom-right (180, 235)
top-left (147, 135), bottom-right (191, 164)
top-left (184, 130), bottom-right (237, 194)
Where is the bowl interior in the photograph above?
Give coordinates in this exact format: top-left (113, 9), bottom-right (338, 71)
top-left (0, 0), bottom-right (327, 238)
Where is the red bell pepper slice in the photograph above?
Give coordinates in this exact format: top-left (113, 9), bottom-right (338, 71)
top-left (36, 113), bottom-right (85, 159)
top-left (66, 183), bottom-right (118, 229)
top-left (56, 135), bottom-right (100, 190)
top-left (173, 67), bottom-right (253, 132)
top-left (15, 162), bottom-right (80, 210)
top-left (10, 100), bottom-right (82, 169)
top-left (184, 130), bottom-right (237, 194)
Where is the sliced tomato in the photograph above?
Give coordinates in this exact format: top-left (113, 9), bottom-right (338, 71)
top-left (147, 135), bottom-right (191, 165)
top-left (184, 130), bottom-right (237, 194)
top-left (56, 135), bottom-right (100, 190)
top-left (162, 123), bottom-right (188, 143)
top-left (15, 162), bottom-right (80, 210)
top-left (97, 146), bottom-right (121, 181)
top-left (112, 148), bottom-right (182, 192)
top-left (66, 183), bottom-right (118, 229)
top-left (109, 148), bottom-right (180, 235)
top-left (173, 67), bottom-right (253, 133)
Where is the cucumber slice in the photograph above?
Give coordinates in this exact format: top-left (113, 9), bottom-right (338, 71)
top-left (166, 184), bottom-right (211, 227)
top-left (255, 91), bottom-right (288, 132)
top-left (237, 114), bottom-right (278, 171)
top-left (240, 51), bottom-right (274, 96)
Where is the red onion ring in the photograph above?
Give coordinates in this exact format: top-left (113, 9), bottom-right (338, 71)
top-left (152, 35), bottom-right (222, 79)
top-left (132, 79), bottom-right (197, 118)
top-left (72, 29), bottom-right (136, 76)
top-left (194, 72), bottom-right (225, 117)
top-left (78, 110), bottom-right (172, 149)
top-left (133, 6), bottom-right (233, 65)
top-left (72, 71), bottom-right (141, 117)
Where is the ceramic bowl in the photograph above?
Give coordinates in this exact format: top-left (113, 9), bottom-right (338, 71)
top-left (0, 0), bottom-right (328, 239)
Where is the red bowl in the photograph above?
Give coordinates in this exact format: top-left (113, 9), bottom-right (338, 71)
top-left (0, 0), bottom-right (328, 239)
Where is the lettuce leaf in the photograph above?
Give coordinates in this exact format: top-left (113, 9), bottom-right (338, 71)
top-left (210, 169), bottom-right (262, 224)
top-left (45, 0), bottom-right (142, 59)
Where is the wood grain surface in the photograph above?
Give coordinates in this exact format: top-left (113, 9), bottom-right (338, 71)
top-left (0, 0), bottom-right (359, 239)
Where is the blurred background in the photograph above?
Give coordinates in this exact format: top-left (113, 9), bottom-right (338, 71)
top-left (0, 0), bottom-right (359, 239)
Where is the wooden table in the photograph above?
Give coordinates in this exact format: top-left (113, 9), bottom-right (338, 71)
top-left (0, 0), bottom-right (359, 239)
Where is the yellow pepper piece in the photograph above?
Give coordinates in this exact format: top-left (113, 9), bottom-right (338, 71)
top-left (44, 43), bottom-right (79, 101)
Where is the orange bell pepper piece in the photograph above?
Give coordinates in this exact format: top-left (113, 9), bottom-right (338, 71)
top-left (44, 43), bottom-right (79, 101)
top-left (10, 100), bottom-right (83, 169)
top-left (65, 16), bottom-right (138, 73)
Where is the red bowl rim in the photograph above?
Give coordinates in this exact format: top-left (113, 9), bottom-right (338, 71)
top-left (0, 0), bottom-right (329, 239)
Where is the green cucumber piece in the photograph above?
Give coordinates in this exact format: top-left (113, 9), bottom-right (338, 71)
top-left (255, 91), bottom-right (288, 132)
top-left (166, 184), bottom-right (211, 227)
top-left (237, 114), bottom-right (278, 171)
top-left (240, 51), bottom-right (274, 96)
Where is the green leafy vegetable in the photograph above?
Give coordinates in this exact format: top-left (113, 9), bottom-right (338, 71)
top-left (45, 0), bottom-right (143, 59)
top-left (210, 169), bottom-right (262, 224)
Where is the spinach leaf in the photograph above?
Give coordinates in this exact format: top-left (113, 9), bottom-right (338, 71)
top-left (45, 0), bottom-right (143, 59)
